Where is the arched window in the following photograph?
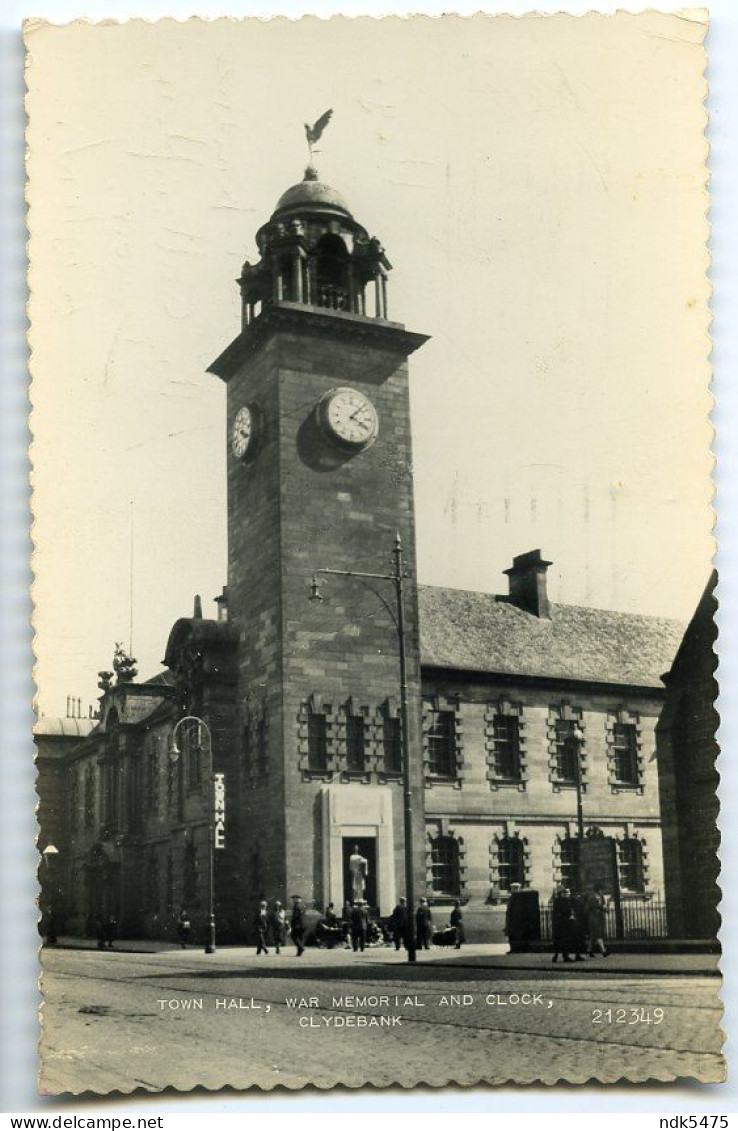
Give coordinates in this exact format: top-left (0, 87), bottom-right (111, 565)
top-left (498, 836), bottom-right (525, 891)
top-left (315, 234), bottom-right (350, 310)
top-left (618, 838), bottom-right (645, 893)
top-left (429, 834), bottom-right (460, 897)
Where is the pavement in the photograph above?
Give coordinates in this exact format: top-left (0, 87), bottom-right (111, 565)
top-left (38, 942), bottom-right (726, 1093)
top-left (45, 936), bottom-right (721, 976)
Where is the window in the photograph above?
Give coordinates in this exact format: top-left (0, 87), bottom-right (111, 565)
top-left (429, 834), bottom-right (460, 897)
top-left (559, 837), bottom-right (580, 891)
top-left (346, 714), bottom-right (365, 772)
top-left (498, 836), bottom-right (525, 891)
top-left (427, 709), bottom-right (456, 778)
top-left (612, 723), bottom-right (638, 786)
top-left (619, 838), bottom-right (645, 892)
top-left (491, 715), bottom-right (521, 780)
top-left (382, 715), bottom-right (402, 775)
top-left (307, 712), bottom-right (328, 772)
top-left (554, 720), bottom-right (579, 784)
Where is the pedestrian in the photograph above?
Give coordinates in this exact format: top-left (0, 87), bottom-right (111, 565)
top-left (291, 895), bottom-right (305, 956)
top-left (416, 897), bottom-right (433, 950)
top-left (551, 886), bottom-right (574, 963)
top-left (270, 900), bottom-right (286, 954)
top-left (584, 886), bottom-right (609, 957)
top-left (571, 890), bottom-right (588, 960)
top-left (177, 909), bottom-right (191, 949)
top-left (342, 900), bottom-right (353, 947)
top-left (44, 908), bottom-right (58, 946)
top-left (450, 899), bottom-right (465, 949)
top-left (350, 899), bottom-right (369, 952)
top-left (254, 900), bottom-right (270, 955)
top-left (103, 913), bottom-right (116, 949)
top-left (389, 897), bottom-right (408, 951)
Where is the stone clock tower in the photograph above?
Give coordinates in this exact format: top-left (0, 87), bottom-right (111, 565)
top-left (209, 165), bottom-right (428, 917)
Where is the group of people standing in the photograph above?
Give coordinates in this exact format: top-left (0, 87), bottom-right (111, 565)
top-left (389, 896), bottom-right (465, 951)
top-left (551, 885), bottom-right (609, 962)
top-left (253, 896), bottom-right (305, 956)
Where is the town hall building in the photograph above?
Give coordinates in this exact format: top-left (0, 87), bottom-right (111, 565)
top-left (35, 163), bottom-right (686, 943)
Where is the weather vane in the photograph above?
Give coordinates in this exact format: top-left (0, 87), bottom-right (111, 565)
top-left (304, 109), bottom-right (333, 164)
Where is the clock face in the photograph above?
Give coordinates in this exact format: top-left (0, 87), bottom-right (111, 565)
top-left (319, 387), bottom-right (379, 449)
top-left (231, 406), bottom-right (253, 459)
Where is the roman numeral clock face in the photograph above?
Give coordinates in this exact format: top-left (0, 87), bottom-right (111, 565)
top-left (231, 405), bottom-right (254, 459)
top-left (318, 387), bottom-right (379, 450)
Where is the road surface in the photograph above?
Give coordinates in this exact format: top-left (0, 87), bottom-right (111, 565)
top-left (39, 945), bottom-right (725, 1094)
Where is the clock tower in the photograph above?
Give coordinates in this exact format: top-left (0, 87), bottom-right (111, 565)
top-left (209, 164), bottom-right (428, 917)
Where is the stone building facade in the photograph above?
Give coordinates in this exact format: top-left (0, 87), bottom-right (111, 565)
top-left (656, 570), bottom-right (720, 942)
top-left (35, 165), bottom-right (687, 943)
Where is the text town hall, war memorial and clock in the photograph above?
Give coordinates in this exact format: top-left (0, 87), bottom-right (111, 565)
top-left (35, 130), bottom-right (720, 952)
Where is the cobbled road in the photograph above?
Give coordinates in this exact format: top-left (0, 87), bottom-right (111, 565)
top-left (39, 946), bottom-right (725, 1094)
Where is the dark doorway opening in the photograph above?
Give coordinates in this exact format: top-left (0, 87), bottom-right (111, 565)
top-left (342, 837), bottom-right (377, 910)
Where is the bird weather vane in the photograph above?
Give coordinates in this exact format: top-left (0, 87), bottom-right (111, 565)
top-left (305, 109), bottom-right (333, 163)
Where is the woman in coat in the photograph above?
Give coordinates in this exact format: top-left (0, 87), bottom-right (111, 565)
top-left (584, 887), bottom-right (609, 957)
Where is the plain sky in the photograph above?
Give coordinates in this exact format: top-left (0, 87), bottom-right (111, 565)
top-left (26, 12), bottom-right (712, 717)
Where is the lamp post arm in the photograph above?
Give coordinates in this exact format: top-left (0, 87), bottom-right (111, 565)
top-left (312, 567), bottom-right (404, 629)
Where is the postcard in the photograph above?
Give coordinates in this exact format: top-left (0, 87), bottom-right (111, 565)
top-left (27, 12), bottom-right (721, 1092)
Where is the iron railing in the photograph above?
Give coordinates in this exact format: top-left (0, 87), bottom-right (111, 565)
top-left (539, 894), bottom-right (668, 941)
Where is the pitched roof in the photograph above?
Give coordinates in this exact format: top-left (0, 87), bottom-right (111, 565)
top-left (418, 585), bottom-right (685, 689)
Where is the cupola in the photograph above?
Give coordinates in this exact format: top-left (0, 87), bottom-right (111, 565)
top-left (237, 164), bottom-right (392, 328)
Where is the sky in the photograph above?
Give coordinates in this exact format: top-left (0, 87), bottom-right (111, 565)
top-left (26, 12), bottom-right (712, 718)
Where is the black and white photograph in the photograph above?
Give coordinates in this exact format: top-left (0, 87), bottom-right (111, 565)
top-left (25, 11), bottom-right (721, 1093)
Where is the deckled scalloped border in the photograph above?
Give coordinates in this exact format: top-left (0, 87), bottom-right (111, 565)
top-left (26, 9), bottom-right (720, 1096)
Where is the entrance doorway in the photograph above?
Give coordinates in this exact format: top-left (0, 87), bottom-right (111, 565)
top-left (342, 837), bottom-right (377, 909)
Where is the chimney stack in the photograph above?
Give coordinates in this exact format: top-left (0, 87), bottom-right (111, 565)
top-left (193, 594), bottom-right (203, 619)
top-left (504, 549), bottom-right (553, 619)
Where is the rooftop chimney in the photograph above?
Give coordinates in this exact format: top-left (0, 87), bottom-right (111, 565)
top-left (193, 594), bottom-right (203, 619)
top-left (214, 585), bottom-right (229, 623)
top-left (504, 549), bottom-right (553, 619)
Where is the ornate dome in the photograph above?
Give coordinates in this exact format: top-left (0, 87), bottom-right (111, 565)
top-left (273, 166), bottom-right (352, 218)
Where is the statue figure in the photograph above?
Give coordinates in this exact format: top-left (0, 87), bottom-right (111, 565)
top-left (112, 642), bottom-right (138, 683)
top-left (97, 670), bottom-right (114, 693)
top-left (348, 843), bottom-right (368, 902)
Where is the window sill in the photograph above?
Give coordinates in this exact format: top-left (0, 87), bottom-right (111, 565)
top-left (425, 775), bottom-right (461, 788)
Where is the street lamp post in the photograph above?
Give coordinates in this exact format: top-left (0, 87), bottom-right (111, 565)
top-left (572, 725), bottom-right (585, 844)
top-left (41, 844), bottom-right (60, 944)
top-left (310, 533), bottom-right (418, 964)
top-left (172, 716), bottom-right (216, 954)
top-left (568, 725), bottom-right (585, 893)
